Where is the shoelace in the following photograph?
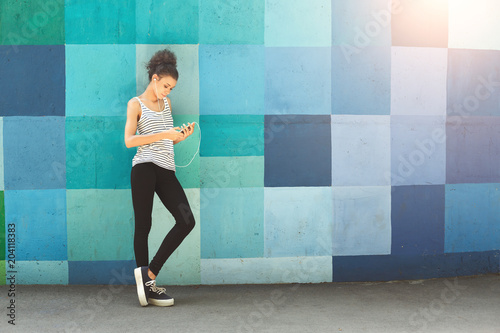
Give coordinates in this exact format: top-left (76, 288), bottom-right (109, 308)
top-left (145, 280), bottom-right (167, 295)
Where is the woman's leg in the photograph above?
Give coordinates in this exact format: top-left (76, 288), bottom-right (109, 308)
top-left (148, 165), bottom-right (196, 277)
top-left (131, 163), bottom-right (157, 268)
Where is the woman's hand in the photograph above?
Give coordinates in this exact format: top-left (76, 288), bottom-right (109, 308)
top-left (174, 123), bottom-right (195, 144)
top-left (163, 127), bottom-right (184, 141)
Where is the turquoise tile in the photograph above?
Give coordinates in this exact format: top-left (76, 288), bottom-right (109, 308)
top-left (5, 190), bottom-right (67, 261)
top-left (332, 116), bottom-right (390, 186)
top-left (136, 0), bottom-right (198, 44)
top-left (149, 189), bottom-right (200, 285)
top-left (200, 115), bottom-right (264, 157)
top-left (333, 186), bottom-right (391, 256)
top-left (201, 188), bottom-right (264, 259)
top-left (66, 44), bottom-right (136, 116)
top-left (445, 184), bottom-right (500, 253)
top-left (266, 0), bottom-right (331, 47)
top-left (199, 0), bottom-right (264, 44)
top-left (199, 45), bottom-right (265, 115)
top-left (67, 190), bottom-right (134, 261)
top-left (66, 117), bottom-right (136, 189)
top-left (136, 44), bottom-right (199, 115)
top-left (264, 187), bottom-right (333, 257)
top-left (200, 156), bottom-right (264, 188)
top-left (65, 0), bottom-right (135, 44)
top-left (17, 261), bottom-right (68, 285)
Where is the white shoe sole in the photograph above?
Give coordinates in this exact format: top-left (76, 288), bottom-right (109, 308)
top-left (134, 268), bottom-right (148, 307)
top-left (149, 298), bottom-right (174, 307)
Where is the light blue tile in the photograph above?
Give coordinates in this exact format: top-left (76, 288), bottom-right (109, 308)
top-left (66, 45), bottom-right (136, 116)
top-left (264, 187), bottom-right (333, 257)
top-left (17, 261), bottom-right (68, 285)
top-left (332, 46), bottom-right (390, 115)
top-left (332, 115), bottom-right (390, 186)
top-left (4, 117), bottom-right (66, 190)
top-left (445, 184), bottom-right (500, 253)
top-left (391, 47), bottom-right (447, 116)
top-left (136, 44), bottom-right (199, 115)
top-left (201, 257), bottom-right (332, 284)
top-left (333, 186), bottom-right (391, 256)
top-left (266, 47), bottom-right (331, 115)
top-left (332, 0), bottom-right (391, 47)
top-left (265, 0), bottom-right (331, 47)
top-left (200, 45), bottom-right (265, 115)
top-left (5, 190), bottom-right (67, 261)
top-left (201, 188), bottom-right (264, 259)
top-left (391, 116), bottom-right (446, 186)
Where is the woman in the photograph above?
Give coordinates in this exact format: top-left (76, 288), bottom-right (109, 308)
top-left (124, 49), bottom-right (196, 307)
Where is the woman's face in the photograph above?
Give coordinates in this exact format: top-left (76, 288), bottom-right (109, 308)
top-left (153, 75), bottom-right (177, 99)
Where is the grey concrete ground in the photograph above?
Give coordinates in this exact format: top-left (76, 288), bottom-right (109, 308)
top-left (0, 274), bottom-right (499, 333)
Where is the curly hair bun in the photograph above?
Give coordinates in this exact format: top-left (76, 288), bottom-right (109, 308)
top-left (146, 49), bottom-right (178, 81)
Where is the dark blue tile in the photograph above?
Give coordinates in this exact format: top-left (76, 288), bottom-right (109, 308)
top-left (69, 260), bottom-right (136, 285)
top-left (391, 185), bottom-right (445, 255)
top-left (264, 115), bottom-right (331, 187)
top-left (446, 116), bottom-right (500, 184)
top-left (0, 45), bottom-right (65, 116)
top-left (333, 251), bottom-right (500, 282)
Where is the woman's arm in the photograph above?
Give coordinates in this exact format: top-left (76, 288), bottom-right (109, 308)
top-left (124, 98), bottom-right (183, 148)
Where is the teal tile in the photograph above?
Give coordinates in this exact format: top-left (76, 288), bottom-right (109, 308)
top-left (65, 0), bottom-right (135, 44)
top-left (0, 0), bottom-right (64, 45)
top-left (200, 156), bottom-right (264, 188)
top-left (150, 189), bottom-right (200, 285)
top-left (136, 0), bottom-right (198, 44)
top-left (173, 114), bottom-right (200, 189)
top-left (66, 44), bottom-right (136, 116)
top-left (201, 188), bottom-right (264, 259)
top-left (17, 261), bottom-right (68, 285)
top-left (199, 0), bottom-right (264, 44)
top-left (66, 117), bottom-right (136, 189)
top-left (136, 44), bottom-right (199, 115)
top-left (200, 115), bottom-right (264, 157)
top-left (265, 0), bottom-right (331, 47)
top-left (67, 190), bottom-right (134, 261)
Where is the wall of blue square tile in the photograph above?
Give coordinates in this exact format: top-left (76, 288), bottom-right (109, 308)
top-left (0, 0), bottom-right (499, 285)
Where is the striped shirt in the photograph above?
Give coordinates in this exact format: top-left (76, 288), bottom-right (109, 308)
top-left (132, 96), bottom-right (176, 171)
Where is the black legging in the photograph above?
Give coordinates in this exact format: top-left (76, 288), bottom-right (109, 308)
top-left (131, 162), bottom-right (195, 277)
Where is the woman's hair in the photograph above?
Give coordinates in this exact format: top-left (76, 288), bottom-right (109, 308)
top-left (146, 49), bottom-right (179, 81)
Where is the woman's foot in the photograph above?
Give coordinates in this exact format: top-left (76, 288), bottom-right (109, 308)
top-left (134, 266), bottom-right (153, 306)
top-left (147, 281), bottom-right (175, 307)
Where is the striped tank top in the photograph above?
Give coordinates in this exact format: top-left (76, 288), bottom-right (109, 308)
top-left (132, 96), bottom-right (176, 171)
